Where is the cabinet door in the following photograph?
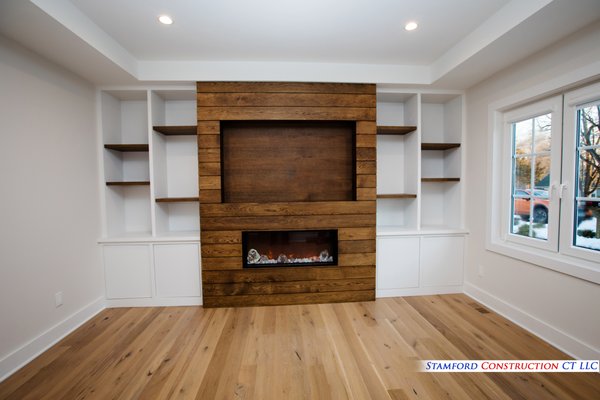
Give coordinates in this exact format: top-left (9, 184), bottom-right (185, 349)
top-left (376, 237), bottom-right (420, 289)
top-left (154, 244), bottom-right (201, 297)
top-left (420, 236), bottom-right (464, 287)
top-left (104, 245), bottom-right (152, 299)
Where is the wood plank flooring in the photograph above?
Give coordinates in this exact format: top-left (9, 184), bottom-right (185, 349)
top-left (0, 294), bottom-right (598, 399)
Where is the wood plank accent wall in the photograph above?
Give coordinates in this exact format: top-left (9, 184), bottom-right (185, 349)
top-left (197, 82), bottom-right (376, 307)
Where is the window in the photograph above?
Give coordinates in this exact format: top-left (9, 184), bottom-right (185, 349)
top-left (510, 114), bottom-right (551, 240)
top-left (489, 81), bottom-right (600, 283)
top-left (560, 82), bottom-right (600, 264)
top-left (573, 103), bottom-right (600, 250)
top-left (502, 96), bottom-right (562, 251)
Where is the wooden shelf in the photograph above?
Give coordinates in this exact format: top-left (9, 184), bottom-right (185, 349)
top-left (155, 197), bottom-right (199, 203)
top-left (104, 144), bottom-right (149, 152)
top-left (153, 125), bottom-right (197, 136)
top-left (106, 181), bottom-right (150, 186)
top-left (421, 178), bottom-right (460, 183)
top-left (377, 194), bottom-right (417, 199)
top-left (421, 143), bottom-right (461, 150)
top-left (376, 126), bottom-right (417, 135)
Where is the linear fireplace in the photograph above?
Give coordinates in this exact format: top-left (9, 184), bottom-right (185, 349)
top-left (242, 230), bottom-right (338, 268)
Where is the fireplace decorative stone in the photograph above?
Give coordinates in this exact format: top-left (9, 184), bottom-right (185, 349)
top-left (197, 82), bottom-right (377, 307)
top-left (243, 230), bottom-right (338, 268)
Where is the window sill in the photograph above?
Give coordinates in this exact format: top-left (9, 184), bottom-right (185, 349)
top-left (486, 238), bottom-right (600, 284)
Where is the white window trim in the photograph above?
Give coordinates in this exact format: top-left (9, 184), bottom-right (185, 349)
top-left (485, 65), bottom-right (600, 285)
top-left (501, 96), bottom-right (562, 252)
top-left (560, 81), bottom-right (600, 264)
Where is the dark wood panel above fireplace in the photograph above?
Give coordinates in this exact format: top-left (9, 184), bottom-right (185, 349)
top-left (221, 120), bottom-right (355, 203)
top-left (197, 81), bottom-right (376, 307)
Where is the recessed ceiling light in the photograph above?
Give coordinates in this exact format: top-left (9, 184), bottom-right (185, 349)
top-left (405, 21), bottom-right (418, 31)
top-left (158, 15), bottom-right (173, 25)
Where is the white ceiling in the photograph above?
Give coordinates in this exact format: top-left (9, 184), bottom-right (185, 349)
top-left (70, 0), bottom-right (508, 65)
top-left (0, 0), bottom-right (599, 88)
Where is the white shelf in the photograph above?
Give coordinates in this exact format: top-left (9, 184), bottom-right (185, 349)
top-left (150, 90), bottom-right (199, 236)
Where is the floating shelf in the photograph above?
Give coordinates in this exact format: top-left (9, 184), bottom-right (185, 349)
top-left (421, 178), bottom-right (460, 183)
top-left (376, 126), bottom-right (417, 135)
top-left (153, 125), bottom-right (197, 136)
top-left (104, 144), bottom-right (149, 152)
top-left (377, 194), bottom-right (417, 199)
top-left (421, 143), bottom-right (461, 150)
top-left (155, 197), bottom-right (199, 203)
top-left (106, 181), bottom-right (151, 186)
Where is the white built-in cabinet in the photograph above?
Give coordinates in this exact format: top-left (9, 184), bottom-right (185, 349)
top-left (98, 87), bottom-right (201, 306)
top-left (375, 89), bottom-right (467, 296)
top-left (102, 243), bottom-right (201, 306)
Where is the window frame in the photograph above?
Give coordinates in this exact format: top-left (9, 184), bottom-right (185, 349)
top-left (560, 81), bottom-right (600, 264)
top-left (486, 74), bottom-right (600, 285)
top-left (501, 96), bottom-right (562, 252)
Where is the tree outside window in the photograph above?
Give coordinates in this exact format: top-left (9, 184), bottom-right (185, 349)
top-left (575, 103), bottom-right (600, 251)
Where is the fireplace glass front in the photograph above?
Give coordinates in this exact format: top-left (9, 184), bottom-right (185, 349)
top-left (242, 230), bottom-right (338, 268)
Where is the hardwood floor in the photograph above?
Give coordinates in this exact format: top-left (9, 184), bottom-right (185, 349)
top-left (0, 294), bottom-right (598, 399)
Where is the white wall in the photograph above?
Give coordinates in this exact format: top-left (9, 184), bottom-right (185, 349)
top-left (0, 35), bottom-right (104, 379)
top-left (464, 23), bottom-right (600, 359)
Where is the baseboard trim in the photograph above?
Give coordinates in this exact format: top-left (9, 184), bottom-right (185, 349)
top-left (0, 296), bottom-right (105, 383)
top-left (377, 285), bottom-right (463, 298)
top-left (464, 282), bottom-right (599, 360)
top-left (105, 297), bottom-right (202, 308)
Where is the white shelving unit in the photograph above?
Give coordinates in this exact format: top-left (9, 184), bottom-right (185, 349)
top-left (375, 88), bottom-right (466, 297)
top-left (376, 92), bottom-right (420, 230)
top-left (150, 90), bottom-right (199, 237)
top-left (101, 90), bottom-right (152, 238)
top-left (97, 86), bottom-right (201, 306)
top-left (421, 93), bottom-right (463, 230)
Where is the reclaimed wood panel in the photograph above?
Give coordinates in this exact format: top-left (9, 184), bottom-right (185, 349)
top-left (202, 265), bottom-right (375, 283)
top-left (222, 121), bottom-right (354, 203)
top-left (200, 230), bottom-right (241, 244)
top-left (198, 147), bottom-right (220, 163)
top-left (338, 227), bottom-right (376, 240)
top-left (338, 253), bottom-right (376, 266)
top-left (198, 106), bottom-right (375, 121)
top-left (357, 161), bottom-right (376, 175)
top-left (338, 240), bottom-right (376, 253)
top-left (203, 278), bottom-right (375, 296)
top-left (357, 175), bottom-right (376, 188)
top-left (198, 176), bottom-right (221, 190)
top-left (198, 162), bottom-right (221, 176)
top-left (203, 290), bottom-right (375, 307)
top-left (200, 201), bottom-right (375, 217)
top-left (202, 244), bottom-right (242, 257)
top-left (197, 82), bottom-right (376, 94)
top-left (199, 189), bottom-right (221, 203)
top-left (356, 188), bottom-right (377, 201)
top-left (197, 121), bottom-right (220, 134)
top-left (200, 214), bottom-right (375, 231)
top-left (198, 82), bottom-right (376, 306)
top-left (356, 134), bottom-right (377, 147)
top-left (202, 257), bottom-right (242, 270)
top-left (356, 121), bottom-right (377, 134)
top-left (197, 135), bottom-right (220, 148)
top-left (197, 92), bottom-right (376, 108)
top-left (356, 147), bottom-right (376, 161)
